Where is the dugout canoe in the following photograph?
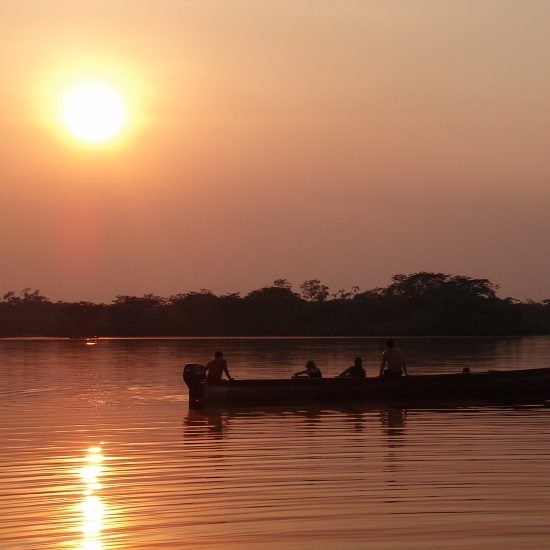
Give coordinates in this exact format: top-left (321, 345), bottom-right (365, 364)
top-left (182, 364), bottom-right (550, 408)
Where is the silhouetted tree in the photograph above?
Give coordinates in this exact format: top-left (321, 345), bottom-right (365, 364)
top-left (299, 279), bottom-right (330, 302)
top-left (0, 289), bottom-right (56, 335)
top-left (107, 294), bottom-right (167, 335)
top-left (53, 301), bottom-right (106, 337)
top-left (244, 284), bottom-right (303, 334)
top-left (273, 279), bottom-right (293, 290)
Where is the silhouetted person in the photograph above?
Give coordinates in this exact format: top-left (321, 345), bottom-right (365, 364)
top-left (338, 356), bottom-right (366, 378)
top-left (205, 351), bottom-right (234, 383)
top-left (293, 360), bottom-right (323, 378)
top-left (379, 339), bottom-right (408, 378)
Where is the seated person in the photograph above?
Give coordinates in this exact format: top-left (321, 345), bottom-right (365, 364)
top-left (205, 351), bottom-right (234, 383)
top-left (338, 356), bottom-right (366, 378)
top-left (293, 360), bottom-right (323, 378)
top-left (379, 339), bottom-right (408, 378)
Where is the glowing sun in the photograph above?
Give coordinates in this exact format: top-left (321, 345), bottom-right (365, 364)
top-left (60, 83), bottom-right (128, 144)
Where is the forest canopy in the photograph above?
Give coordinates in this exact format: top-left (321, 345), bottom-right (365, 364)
top-left (1, 273), bottom-right (549, 337)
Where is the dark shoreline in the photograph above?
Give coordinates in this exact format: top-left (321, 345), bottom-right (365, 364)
top-left (2, 273), bottom-right (550, 338)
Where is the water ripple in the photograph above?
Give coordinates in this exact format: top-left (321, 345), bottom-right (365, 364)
top-left (2, 338), bottom-right (550, 548)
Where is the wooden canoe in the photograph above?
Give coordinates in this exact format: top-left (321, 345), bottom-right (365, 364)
top-left (183, 364), bottom-right (550, 408)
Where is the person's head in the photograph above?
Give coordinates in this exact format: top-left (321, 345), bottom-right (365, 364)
top-left (386, 339), bottom-right (395, 349)
top-left (214, 351), bottom-right (223, 358)
top-left (354, 357), bottom-right (362, 367)
top-left (306, 360), bottom-right (316, 370)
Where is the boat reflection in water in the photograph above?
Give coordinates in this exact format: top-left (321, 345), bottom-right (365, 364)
top-left (183, 408), bottom-right (231, 440)
top-left (380, 407), bottom-right (407, 482)
top-left (78, 445), bottom-right (105, 550)
top-left (380, 407), bottom-right (407, 437)
top-left (183, 405), bottom-right (409, 444)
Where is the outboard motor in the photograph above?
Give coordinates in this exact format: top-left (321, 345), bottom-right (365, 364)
top-left (183, 364), bottom-right (206, 407)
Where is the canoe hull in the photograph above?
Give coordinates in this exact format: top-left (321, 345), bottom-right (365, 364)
top-left (183, 365), bottom-right (550, 408)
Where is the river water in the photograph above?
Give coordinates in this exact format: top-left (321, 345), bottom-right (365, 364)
top-left (1, 337), bottom-right (550, 549)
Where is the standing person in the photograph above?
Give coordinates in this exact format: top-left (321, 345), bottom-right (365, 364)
top-left (293, 360), bottom-right (323, 378)
top-left (205, 351), bottom-right (234, 383)
top-left (338, 357), bottom-right (367, 378)
top-left (379, 339), bottom-right (408, 378)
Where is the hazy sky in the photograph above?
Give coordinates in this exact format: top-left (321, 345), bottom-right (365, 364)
top-left (2, 1), bottom-right (550, 301)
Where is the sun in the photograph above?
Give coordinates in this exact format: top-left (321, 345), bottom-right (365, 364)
top-left (59, 82), bottom-right (128, 144)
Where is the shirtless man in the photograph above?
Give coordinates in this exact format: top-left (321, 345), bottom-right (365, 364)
top-left (379, 339), bottom-right (408, 378)
top-left (205, 351), bottom-right (234, 383)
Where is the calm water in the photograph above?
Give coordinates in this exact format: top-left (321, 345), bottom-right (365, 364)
top-left (2, 337), bottom-right (550, 549)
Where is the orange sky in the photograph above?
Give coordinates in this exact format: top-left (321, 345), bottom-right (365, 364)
top-left (2, 1), bottom-right (550, 301)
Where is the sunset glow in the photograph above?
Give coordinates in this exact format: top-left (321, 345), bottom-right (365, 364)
top-left (4, 1), bottom-right (550, 301)
top-left (59, 83), bottom-right (127, 144)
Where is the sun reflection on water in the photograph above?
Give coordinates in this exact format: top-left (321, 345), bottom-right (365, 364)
top-left (79, 446), bottom-right (106, 550)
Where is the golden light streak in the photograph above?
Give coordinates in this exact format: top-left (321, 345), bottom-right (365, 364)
top-left (78, 445), bottom-right (106, 550)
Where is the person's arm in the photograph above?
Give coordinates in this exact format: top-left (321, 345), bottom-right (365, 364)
top-left (402, 355), bottom-right (408, 376)
top-left (338, 367), bottom-right (352, 377)
top-left (223, 361), bottom-right (234, 381)
top-left (379, 353), bottom-right (387, 377)
top-left (293, 369), bottom-right (308, 378)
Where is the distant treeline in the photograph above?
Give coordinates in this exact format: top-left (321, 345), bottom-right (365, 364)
top-left (1, 273), bottom-right (550, 337)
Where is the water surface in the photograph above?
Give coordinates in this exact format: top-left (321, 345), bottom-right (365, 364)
top-left (1, 337), bottom-right (550, 549)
